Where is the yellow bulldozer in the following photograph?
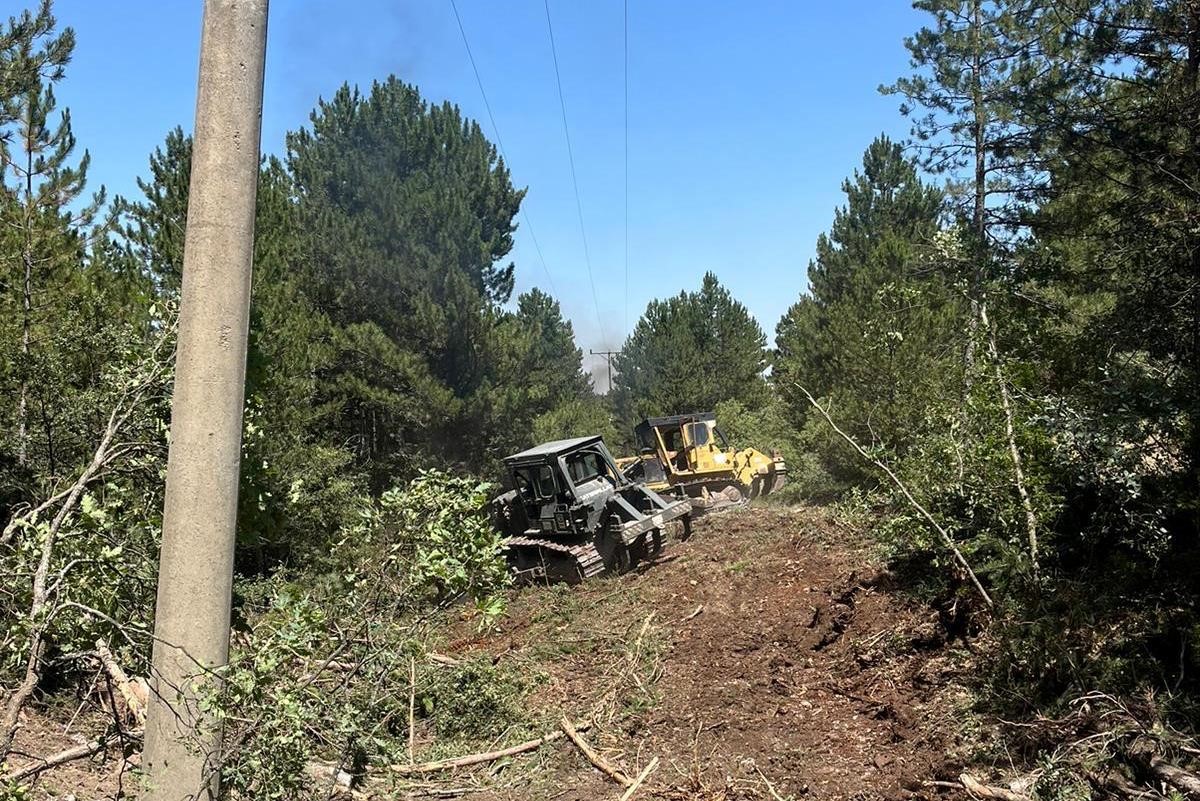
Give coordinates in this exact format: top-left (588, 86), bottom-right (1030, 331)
top-left (616, 412), bottom-right (786, 512)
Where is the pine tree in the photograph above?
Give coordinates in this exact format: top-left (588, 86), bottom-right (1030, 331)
top-left (613, 272), bottom-right (768, 428)
top-left (117, 126), bottom-right (191, 294)
top-left (285, 77), bottom-right (527, 480)
top-left (884, 0), bottom-right (1051, 377)
top-left (775, 137), bottom-right (957, 479)
top-left (0, 1), bottom-right (102, 476)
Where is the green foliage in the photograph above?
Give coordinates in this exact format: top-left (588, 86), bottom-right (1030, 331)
top-left (205, 594), bottom-right (331, 801)
top-left (531, 396), bottom-right (616, 446)
top-left (0, 778), bottom-right (29, 801)
top-left (286, 77), bottom-right (536, 481)
top-left (775, 138), bottom-right (960, 488)
top-left (613, 272), bottom-right (768, 439)
top-left (420, 657), bottom-right (527, 739)
top-left (375, 469), bottom-right (509, 611)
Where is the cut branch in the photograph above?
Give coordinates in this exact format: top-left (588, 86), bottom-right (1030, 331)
top-left (958, 773), bottom-right (1031, 801)
top-left (796, 383), bottom-right (993, 607)
top-left (96, 639), bottom-right (147, 725)
top-left (619, 756), bottom-right (660, 801)
top-left (4, 728), bottom-right (141, 782)
top-left (1141, 754), bottom-right (1200, 798)
top-left (388, 722), bottom-right (590, 776)
top-left (560, 716), bottom-right (631, 786)
top-left (980, 303), bottom-right (1039, 578)
top-left (0, 330), bottom-right (173, 760)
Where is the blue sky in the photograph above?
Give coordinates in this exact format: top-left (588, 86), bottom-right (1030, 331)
top-left (52, 0), bottom-right (925, 388)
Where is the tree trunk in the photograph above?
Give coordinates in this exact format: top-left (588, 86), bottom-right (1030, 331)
top-left (1188, 0), bottom-right (1200, 488)
top-left (18, 244), bottom-right (31, 469)
top-left (963, 0), bottom-right (987, 394)
top-left (18, 119), bottom-right (34, 469)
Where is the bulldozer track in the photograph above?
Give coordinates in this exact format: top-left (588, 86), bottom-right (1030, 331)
top-left (503, 535), bottom-right (606, 580)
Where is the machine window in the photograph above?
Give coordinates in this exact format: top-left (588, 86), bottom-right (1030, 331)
top-left (515, 465), bottom-right (557, 499)
top-left (714, 426), bottom-right (731, 449)
top-left (686, 422), bottom-right (710, 446)
top-left (566, 450), bottom-right (606, 484)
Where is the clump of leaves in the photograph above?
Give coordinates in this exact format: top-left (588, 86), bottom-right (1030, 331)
top-left (0, 779), bottom-right (30, 801)
top-left (203, 592), bottom-right (333, 801)
top-left (420, 657), bottom-right (528, 739)
top-left (377, 469), bottom-right (510, 618)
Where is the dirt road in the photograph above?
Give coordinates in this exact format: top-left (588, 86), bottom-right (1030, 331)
top-left (446, 506), bottom-right (972, 801)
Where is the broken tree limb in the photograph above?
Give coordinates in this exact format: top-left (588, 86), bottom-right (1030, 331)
top-left (560, 716), bottom-right (631, 786)
top-left (0, 331), bottom-right (173, 761)
top-left (6, 738), bottom-right (107, 782)
top-left (426, 652), bottom-right (460, 667)
top-left (388, 722), bottom-right (591, 775)
top-left (958, 774), bottom-right (1031, 801)
top-left (408, 656), bottom-right (416, 764)
top-left (680, 605), bottom-right (704, 623)
top-left (5, 728), bottom-right (143, 782)
top-left (96, 639), bottom-right (146, 725)
top-left (619, 756), bottom-right (659, 801)
top-left (1146, 755), bottom-right (1200, 798)
top-left (795, 383), bottom-right (993, 608)
top-left (980, 303), bottom-right (1039, 579)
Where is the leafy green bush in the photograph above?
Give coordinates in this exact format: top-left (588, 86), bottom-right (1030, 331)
top-left (205, 592), bottom-right (332, 801)
top-left (376, 469), bottom-right (509, 613)
top-left (420, 657), bottom-right (528, 739)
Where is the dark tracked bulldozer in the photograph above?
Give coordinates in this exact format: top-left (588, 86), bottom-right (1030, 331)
top-left (492, 435), bottom-right (692, 584)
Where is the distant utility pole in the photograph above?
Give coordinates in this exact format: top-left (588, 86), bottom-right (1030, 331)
top-left (590, 349), bottom-right (619, 393)
top-left (142, 2), bottom-right (269, 799)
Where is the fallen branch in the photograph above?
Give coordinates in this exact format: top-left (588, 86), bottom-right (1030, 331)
top-left (1146, 755), bottom-right (1200, 798)
top-left (680, 605), bottom-right (704, 623)
top-left (1, 331), bottom-right (173, 760)
top-left (796, 383), bottom-right (993, 608)
top-left (426, 652), bottom-right (460, 667)
top-left (755, 766), bottom-right (788, 801)
top-left (5, 728), bottom-right (142, 782)
top-left (408, 656), bottom-right (416, 764)
top-left (619, 756), bottom-right (659, 801)
top-left (560, 716), bottom-right (631, 786)
top-left (388, 722), bottom-right (590, 775)
top-left (96, 639), bottom-right (146, 725)
top-left (958, 774), bottom-right (1031, 801)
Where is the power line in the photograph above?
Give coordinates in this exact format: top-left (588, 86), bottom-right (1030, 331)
top-left (623, 0), bottom-right (629, 340)
top-left (543, 0), bottom-right (607, 345)
top-left (448, 0), bottom-right (558, 296)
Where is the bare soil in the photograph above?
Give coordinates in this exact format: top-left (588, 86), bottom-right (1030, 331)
top-left (9, 506), bottom-right (981, 800)
top-left (441, 506), bottom-right (977, 801)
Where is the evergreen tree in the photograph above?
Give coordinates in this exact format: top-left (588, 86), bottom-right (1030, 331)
top-left (286, 78), bottom-right (526, 481)
top-left (884, 0), bottom-right (1051, 376)
top-left (0, 1), bottom-right (103, 483)
top-left (775, 137), bottom-right (957, 480)
top-left (1017, 0), bottom-right (1200, 534)
top-left (116, 126), bottom-right (190, 294)
top-left (613, 272), bottom-right (768, 428)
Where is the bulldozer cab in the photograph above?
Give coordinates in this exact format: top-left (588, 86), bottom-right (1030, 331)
top-left (503, 436), bottom-right (626, 517)
top-left (636, 413), bottom-right (728, 475)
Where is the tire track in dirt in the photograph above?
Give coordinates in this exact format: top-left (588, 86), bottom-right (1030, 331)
top-left (460, 507), bottom-right (970, 801)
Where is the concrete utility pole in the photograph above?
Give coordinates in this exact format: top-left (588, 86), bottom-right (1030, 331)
top-left (142, 1), bottom-right (269, 799)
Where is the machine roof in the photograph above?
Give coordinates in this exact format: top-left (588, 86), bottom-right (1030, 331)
top-left (504, 435), bottom-right (604, 462)
top-left (637, 412), bottom-right (716, 430)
